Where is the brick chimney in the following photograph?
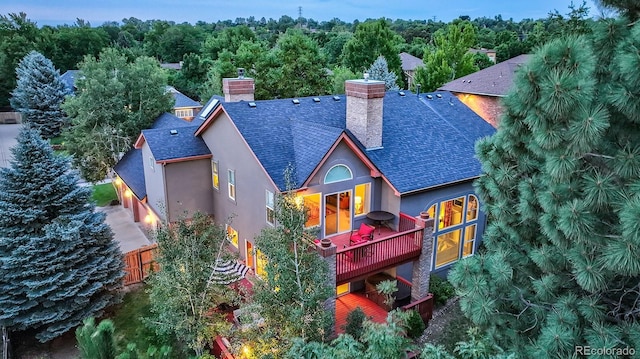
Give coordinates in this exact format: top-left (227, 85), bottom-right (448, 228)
top-left (345, 79), bottom-right (386, 149)
top-left (222, 68), bottom-right (254, 102)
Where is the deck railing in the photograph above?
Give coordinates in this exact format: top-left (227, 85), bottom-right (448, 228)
top-left (335, 226), bottom-right (423, 284)
top-left (401, 293), bottom-right (434, 324)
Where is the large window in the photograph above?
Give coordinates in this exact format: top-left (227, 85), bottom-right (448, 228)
top-left (354, 183), bottom-right (370, 216)
top-left (228, 169), bottom-right (236, 200)
top-left (324, 164), bottom-right (353, 184)
top-left (302, 193), bottom-right (321, 228)
top-left (430, 194), bottom-right (480, 269)
top-left (266, 190), bottom-right (275, 225)
top-left (226, 224), bottom-right (238, 248)
top-left (212, 160), bottom-right (219, 189)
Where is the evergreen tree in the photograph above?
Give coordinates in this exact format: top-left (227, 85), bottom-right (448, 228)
top-left (0, 128), bottom-right (124, 342)
top-left (76, 317), bottom-right (117, 359)
top-left (366, 56), bottom-right (400, 91)
top-left (10, 51), bottom-right (69, 139)
top-left (450, 6), bottom-right (640, 357)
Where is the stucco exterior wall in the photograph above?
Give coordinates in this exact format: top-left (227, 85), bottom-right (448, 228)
top-left (141, 143), bottom-right (167, 221)
top-left (199, 112), bottom-right (277, 261)
top-left (164, 158), bottom-right (215, 222)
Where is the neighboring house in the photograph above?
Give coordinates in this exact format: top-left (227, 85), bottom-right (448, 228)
top-left (60, 70), bottom-right (80, 94)
top-left (399, 52), bottom-right (424, 90)
top-left (160, 62), bottom-right (182, 70)
top-left (438, 54), bottom-right (531, 127)
top-left (114, 75), bottom-right (496, 328)
top-left (167, 86), bottom-right (203, 121)
top-left (469, 48), bottom-right (497, 63)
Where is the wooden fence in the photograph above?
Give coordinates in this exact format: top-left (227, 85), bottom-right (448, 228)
top-left (123, 243), bottom-right (158, 285)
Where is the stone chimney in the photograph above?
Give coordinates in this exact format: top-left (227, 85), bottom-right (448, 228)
top-left (222, 68), bottom-right (255, 102)
top-left (345, 78), bottom-right (386, 149)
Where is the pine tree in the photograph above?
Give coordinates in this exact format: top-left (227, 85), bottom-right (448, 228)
top-left (449, 6), bottom-right (640, 357)
top-left (10, 51), bottom-right (69, 139)
top-left (0, 127), bottom-right (124, 342)
top-left (366, 56), bottom-right (400, 91)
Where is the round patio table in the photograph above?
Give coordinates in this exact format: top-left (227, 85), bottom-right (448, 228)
top-left (366, 211), bottom-right (395, 234)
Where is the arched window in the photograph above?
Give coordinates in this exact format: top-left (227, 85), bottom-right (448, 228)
top-left (324, 164), bottom-right (353, 184)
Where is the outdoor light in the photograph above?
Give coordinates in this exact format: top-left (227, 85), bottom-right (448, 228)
top-left (363, 72), bottom-right (369, 81)
top-left (114, 178), bottom-right (122, 186)
top-left (124, 189), bottom-right (132, 198)
top-left (295, 196), bottom-right (304, 208)
top-left (144, 214), bottom-right (152, 224)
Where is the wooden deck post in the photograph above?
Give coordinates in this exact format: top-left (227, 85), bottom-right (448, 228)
top-left (317, 242), bottom-right (337, 338)
top-left (411, 217), bottom-right (435, 301)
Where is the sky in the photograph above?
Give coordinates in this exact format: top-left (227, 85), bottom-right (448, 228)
top-left (1, 0), bottom-right (602, 27)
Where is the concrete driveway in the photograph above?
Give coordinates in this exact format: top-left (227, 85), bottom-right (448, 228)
top-left (98, 205), bottom-right (153, 253)
top-left (0, 123), bottom-right (21, 168)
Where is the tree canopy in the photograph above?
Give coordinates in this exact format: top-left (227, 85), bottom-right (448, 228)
top-left (61, 47), bottom-right (173, 182)
top-left (449, 5), bottom-right (640, 357)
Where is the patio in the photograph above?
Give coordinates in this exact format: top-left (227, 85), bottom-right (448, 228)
top-left (335, 292), bottom-right (389, 334)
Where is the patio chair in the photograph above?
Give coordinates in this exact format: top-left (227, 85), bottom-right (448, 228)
top-left (350, 223), bottom-right (375, 243)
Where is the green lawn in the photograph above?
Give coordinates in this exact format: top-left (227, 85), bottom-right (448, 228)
top-left (92, 182), bottom-right (118, 206)
top-left (109, 286), bottom-right (168, 354)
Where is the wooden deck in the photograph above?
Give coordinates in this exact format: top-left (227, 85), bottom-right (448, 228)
top-left (335, 293), bottom-right (389, 334)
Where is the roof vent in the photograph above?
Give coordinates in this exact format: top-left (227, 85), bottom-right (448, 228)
top-left (170, 129), bottom-right (178, 135)
top-left (333, 96), bottom-right (340, 101)
top-left (248, 102), bottom-right (256, 108)
top-left (292, 99), bottom-right (300, 104)
top-left (313, 97), bottom-right (321, 102)
top-left (399, 91), bottom-right (405, 96)
top-left (436, 93), bottom-right (442, 99)
top-left (426, 94), bottom-right (433, 100)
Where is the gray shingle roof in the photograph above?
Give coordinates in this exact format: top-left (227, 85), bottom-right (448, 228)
top-left (167, 86), bottom-right (202, 108)
top-left (60, 70), bottom-right (79, 94)
top-left (438, 54), bottom-right (531, 97)
top-left (400, 52), bottom-right (424, 71)
top-left (113, 148), bottom-right (146, 199)
top-left (221, 91), bottom-right (495, 193)
top-left (142, 125), bottom-right (210, 162)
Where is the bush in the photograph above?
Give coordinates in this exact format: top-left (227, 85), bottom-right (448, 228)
top-left (405, 309), bottom-right (426, 339)
top-left (343, 307), bottom-right (366, 341)
top-left (430, 275), bottom-right (455, 306)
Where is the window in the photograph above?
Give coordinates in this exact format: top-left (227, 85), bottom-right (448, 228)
top-left (175, 108), bottom-right (194, 118)
top-left (149, 156), bottom-right (155, 171)
top-left (212, 161), bottom-right (219, 189)
top-left (228, 170), bottom-right (236, 200)
top-left (226, 224), bottom-right (238, 248)
top-left (255, 249), bottom-right (267, 278)
top-left (266, 190), bottom-right (275, 225)
top-left (302, 193), bottom-right (321, 228)
top-left (430, 194), bottom-right (479, 269)
top-left (354, 183), bottom-right (370, 216)
top-left (463, 224), bottom-right (476, 257)
top-left (324, 164), bottom-right (353, 184)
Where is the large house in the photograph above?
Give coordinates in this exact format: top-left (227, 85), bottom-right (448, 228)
top-left (114, 75), bottom-right (495, 331)
top-left (438, 54), bottom-right (530, 127)
top-left (399, 52), bottom-right (424, 90)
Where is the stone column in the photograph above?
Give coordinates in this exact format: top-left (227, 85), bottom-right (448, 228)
top-left (317, 242), bottom-right (337, 337)
top-left (411, 217), bottom-right (435, 301)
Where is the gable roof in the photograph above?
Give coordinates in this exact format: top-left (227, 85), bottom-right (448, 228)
top-left (438, 54), bottom-right (531, 97)
top-left (166, 86), bottom-right (202, 109)
top-left (400, 52), bottom-right (424, 71)
top-left (60, 70), bottom-right (79, 94)
top-left (113, 148), bottom-right (146, 199)
top-left (211, 91), bottom-right (495, 194)
top-left (139, 124), bottom-right (210, 163)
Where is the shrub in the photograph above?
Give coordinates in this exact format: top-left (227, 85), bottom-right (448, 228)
top-left (430, 275), bottom-right (455, 306)
top-left (343, 307), bottom-right (367, 341)
top-left (405, 309), bottom-right (426, 339)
